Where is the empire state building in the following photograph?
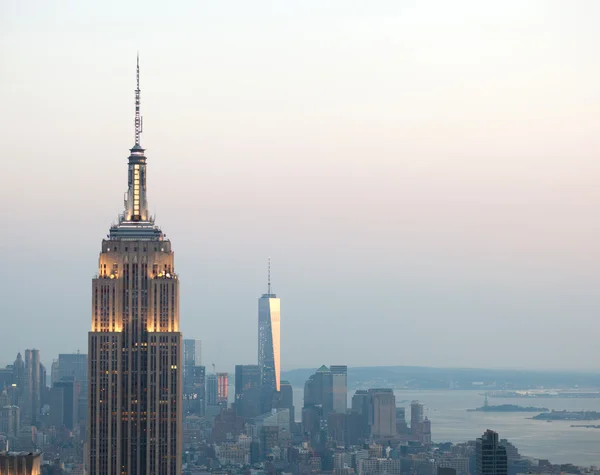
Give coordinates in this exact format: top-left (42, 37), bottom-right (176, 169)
top-left (88, 58), bottom-right (182, 475)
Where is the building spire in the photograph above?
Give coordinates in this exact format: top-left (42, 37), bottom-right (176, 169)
top-left (267, 257), bottom-right (271, 295)
top-left (121, 52), bottom-right (149, 223)
top-left (134, 52), bottom-right (143, 147)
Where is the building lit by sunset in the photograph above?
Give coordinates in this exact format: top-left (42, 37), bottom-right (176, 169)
top-left (0, 452), bottom-right (41, 475)
top-left (258, 259), bottom-right (280, 410)
top-left (88, 57), bottom-right (182, 475)
top-left (217, 372), bottom-right (229, 406)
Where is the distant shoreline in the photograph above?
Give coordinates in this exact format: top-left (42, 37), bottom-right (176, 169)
top-left (467, 404), bottom-right (549, 412)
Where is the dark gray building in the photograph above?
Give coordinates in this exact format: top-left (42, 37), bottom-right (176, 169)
top-left (351, 389), bottom-right (370, 435)
top-left (476, 430), bottom-right (508, 475)
top-left (57, 353), bottom-right (88, 382)
top-left (183, 363), bottom-right (205, 416)
top-left (235, 365), bottom-right (261, 418)
top-left (206, 374), bottom-right (218, 407)
top-left (183, 339), bottom-right (201, 388)
top-left (274, 380), bottom-right (294, 425)
top-left (303, 365), bottom-right (333, 418)
top-left (49, 378), bottom-right (77, 429)
top-left (56, 353), bottom-right (88, 425)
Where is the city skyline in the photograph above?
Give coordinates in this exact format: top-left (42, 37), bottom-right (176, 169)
top-left (2, 1), bottom-right (600, 371)
top-left (3, 3), bottom-right (600, 473)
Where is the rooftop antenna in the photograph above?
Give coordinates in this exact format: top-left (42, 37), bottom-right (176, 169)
top-left (267, 257), bottom-right (271, 295)
top-left (134, 52), bottom-right (143, 146)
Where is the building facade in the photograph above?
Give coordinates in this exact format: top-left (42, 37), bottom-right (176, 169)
top-left (87, 57), bottom-right (182, 475)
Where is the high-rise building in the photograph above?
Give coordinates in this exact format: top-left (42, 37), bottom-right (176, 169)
top-left (274, 380), bottom-right (294, 425)
top-left (258, 259), bottom-right (280, 409)
top-left (0, 370), bottom-right (13, 393)
top-left (55, 353), bottom-right (88, 425)
top-left (23, 349), bottom-right (40, 426)
top-left (56, 353), bottom-right (88, 383)
top-left (328, 412), bottom-right (364, 447)
top-left (206, 374), bottom-right (218, 407)
top-left (0, 451), bottom-right (41, 475)
top-left (38, 364), bottom-right (46, 391)
top-left (476, 430), bottom-right (508, 475)
top-left (422, 417), bottom-right (432, 444)
top-left (49, 379), bottom-right (77, 430)
top-left (1, 388), bottom-right (11, 406)
top-left (12, 354), bottom-right (24, 405)
top-left (499, 438), bottom-right (520, 462)
top-left (368, 388), bottom-right (396, 438)
top-left (0, 392), bottom-right (20, 438)
top-left (182, 340), bottom-right (202, 412)
top-left (183, 365), bottom-right (205, 416)
top-left (396, 407), bottom-right (409, 434)
top-left (191, 365), bottom-right (206, 415)
top-left (351, 389), bottom-right (370, 436)
top-left (183, 340), bottom-right (202, 381)
top-left (410, 400), bottom-right (424, 440)
top-left (301, 405), bottom-right (322, 445)
top-left (330, 365), bottom-right (348, 414)
top-left (87, 57), bottom-right (182, 475)
top-left (304, 365), bottom-right (333, 417)
top-left (235, 365), bottom-right (261, 418)
top-left (50, 360), bottom-right (60, 387)
top-left (217, 373), bottom-right (229, 406)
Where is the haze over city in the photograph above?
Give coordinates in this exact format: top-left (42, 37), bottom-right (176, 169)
top-left (2, 0), bottom-right (600, 371)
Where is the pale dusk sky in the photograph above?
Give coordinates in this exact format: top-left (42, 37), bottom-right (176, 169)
top-left (1, 1), bottom-right (599, 372)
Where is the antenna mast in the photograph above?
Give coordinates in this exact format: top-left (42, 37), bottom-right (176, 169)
top-left (134, 53), bottom-right (143, 146)
top-left (267, 257), bottom-right (271, 295)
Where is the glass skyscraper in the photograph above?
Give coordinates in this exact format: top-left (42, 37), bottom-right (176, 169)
top-left (258, 260), bottom-right (281, 406)
top-left (476, 429), bottom-right (508, 475)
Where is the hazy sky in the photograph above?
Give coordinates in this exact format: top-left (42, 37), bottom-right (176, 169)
top-left (1, 1), bottom-right (600, 373)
